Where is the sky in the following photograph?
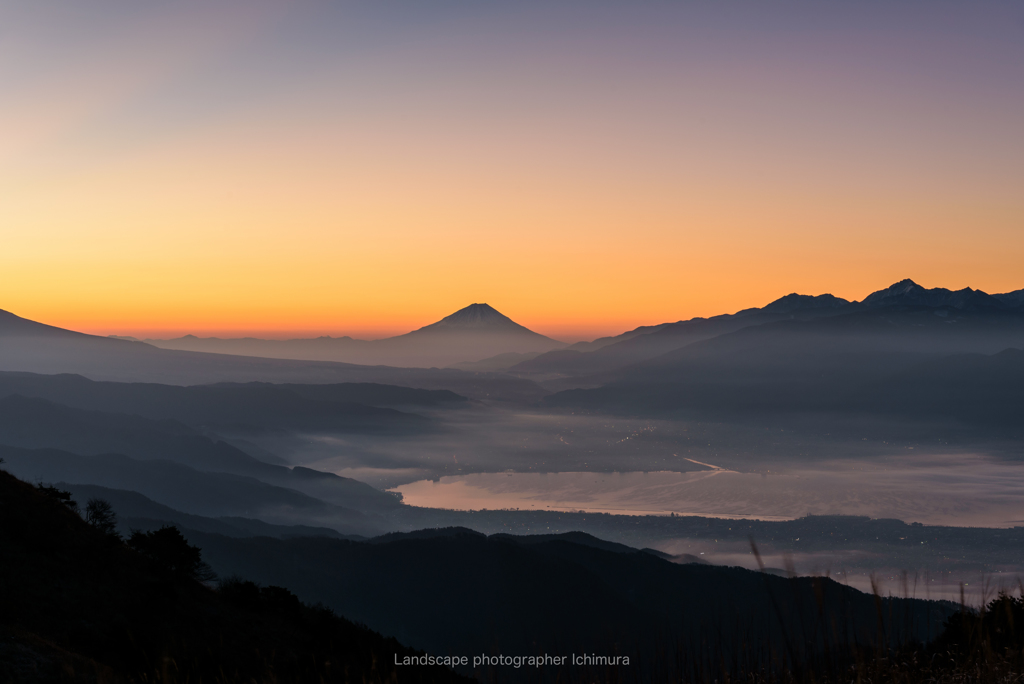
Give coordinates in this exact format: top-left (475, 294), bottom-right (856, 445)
top-left (1, 0), bottom-right (1022, 341)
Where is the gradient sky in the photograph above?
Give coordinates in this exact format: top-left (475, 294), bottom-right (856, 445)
top-left (2, 1), bottom-right (1022, 341)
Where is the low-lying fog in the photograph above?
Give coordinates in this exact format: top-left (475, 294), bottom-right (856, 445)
top-left (239, 406), bottom-right (1024, 528)
top-left (390, 456), bottom-right (1024, 528)
top-left (184, 404), bottom-right (1024, 603)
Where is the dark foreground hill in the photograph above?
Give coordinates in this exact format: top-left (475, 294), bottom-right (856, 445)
top-left (0, 468), bottom-right (466, 684)
top-left (183, 526), bottom-right (955, 681)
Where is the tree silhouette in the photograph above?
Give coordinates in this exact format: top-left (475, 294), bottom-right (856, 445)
top-left (85, 498), bottom-right (119, 538)
top-left (127, 525), bottom-right (217, 582)
top-left (35, 483), bottom-right (79, 513)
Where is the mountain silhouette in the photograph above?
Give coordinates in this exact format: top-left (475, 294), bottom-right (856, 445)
top-left (4, 282), bottom-right (1022, 397)
top-left (510, 293), bottom-right (852, 379)
top-left (544, 302), bottom-right (1024, 423)
top-left (761, 293), bottom-right (851, 313)
top-left (861, 279), bottom-right (1006, 310)
top-left (509, 280), bottom-right (1024, 382)
top-left (0, 309), bottom-right (90, 338)
top-left (144, 303), bottom-right (565, 368)
top-left (404, 303), bottom-right (547, 335)
top-left (0, 311), bottom-right (547, 401)
top-left (994, 288), bottom-right (1024, 307)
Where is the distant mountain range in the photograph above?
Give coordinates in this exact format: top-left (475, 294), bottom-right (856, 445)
top-left (0, 308), bottom-right (548, 401)
top-left (506, 279), bottom-right (1024, 382)
top-left (1, 280), bottom-right (1022, 414)
top-left (539, 280), bottom-right (1024, 428)
top-left (131, 303), bottom-right (566, 368)
top-left (863, 279), bottom-right (1021, 310)
top-left (99, 281), bottom-right (1024, 378)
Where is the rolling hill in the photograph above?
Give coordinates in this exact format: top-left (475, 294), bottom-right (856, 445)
top-left (0, 394), bottom-right (404, 512)
top-left (0, 444), bottom-right (383, 534)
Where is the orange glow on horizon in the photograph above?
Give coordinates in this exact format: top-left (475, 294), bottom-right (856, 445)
top-left (2, 2), bottom-right (1021, 341)
top-left (16, 266), bottom-right (1024, 345)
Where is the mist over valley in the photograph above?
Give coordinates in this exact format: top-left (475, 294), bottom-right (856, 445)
top-left (3, 280), bottom-right (1023, 612)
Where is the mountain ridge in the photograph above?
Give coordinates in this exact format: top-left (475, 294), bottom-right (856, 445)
top-left (861, 279), bottom-right (1007, 310)
top-left (506, 279), bottom-right (1024, 381)
top-left (2, 280), bottom-right (1022, 383)
top-left (132, 303), bottom-right (565, 368)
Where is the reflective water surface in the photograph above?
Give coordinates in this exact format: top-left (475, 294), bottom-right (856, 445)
top-left (393, 455), bottom-right (1024, 527)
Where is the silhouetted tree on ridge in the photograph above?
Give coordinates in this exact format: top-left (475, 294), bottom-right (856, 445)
top-left (85, 497), bottom-right (119, 538)
top-left (128, 525), bottom-right (217, 582)
top-left (34, 482), bottom-right (78, 513)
